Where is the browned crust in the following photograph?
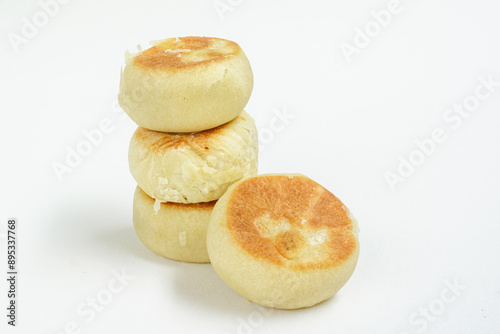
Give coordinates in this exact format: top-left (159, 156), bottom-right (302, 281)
top-left (133, 113), bottom-right (237, 153)
top-left (133, 36), bottom-right (240, 70)
top-left (137, 187), bottom-right (216, 210)
top-left (226, 175), bottom-right (357, 270)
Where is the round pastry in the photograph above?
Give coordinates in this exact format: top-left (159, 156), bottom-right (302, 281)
top-left (128, 111), bottom-right (258, 204)
top-left (206, 174), bottom-right (360, 309)
top-left (118, 36), bottom-right (253, 133)
top-left (133, 186), bottom-right (214, 263)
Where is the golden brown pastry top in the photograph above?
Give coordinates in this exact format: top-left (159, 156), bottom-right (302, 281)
top-left (133, 36), bottom-right (240, 70)
top-left (226, 175), bottom-right (358, 270)
top-left (133, 111), bottom-right (249, 154)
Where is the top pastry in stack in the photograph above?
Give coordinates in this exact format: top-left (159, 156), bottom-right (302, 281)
top-left (118, 36), bottom-right (258, 263)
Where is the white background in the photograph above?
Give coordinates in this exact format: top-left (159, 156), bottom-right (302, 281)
top-left (1, 0), bottom-right (500, 333)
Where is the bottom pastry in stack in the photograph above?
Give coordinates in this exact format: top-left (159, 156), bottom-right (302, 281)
top-left (133, 186), bottom-right (215, 263)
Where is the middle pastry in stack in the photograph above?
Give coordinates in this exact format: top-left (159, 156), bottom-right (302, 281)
top-left (122, 36), bottom-right (258, 263)
top-left (129, 112), bottom-right (257, 204)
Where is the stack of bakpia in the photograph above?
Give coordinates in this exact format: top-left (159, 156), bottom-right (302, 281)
top-left (119, 36), bottom-right (258, 263)
top-left (118, 36), bottom-right (360, 310)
